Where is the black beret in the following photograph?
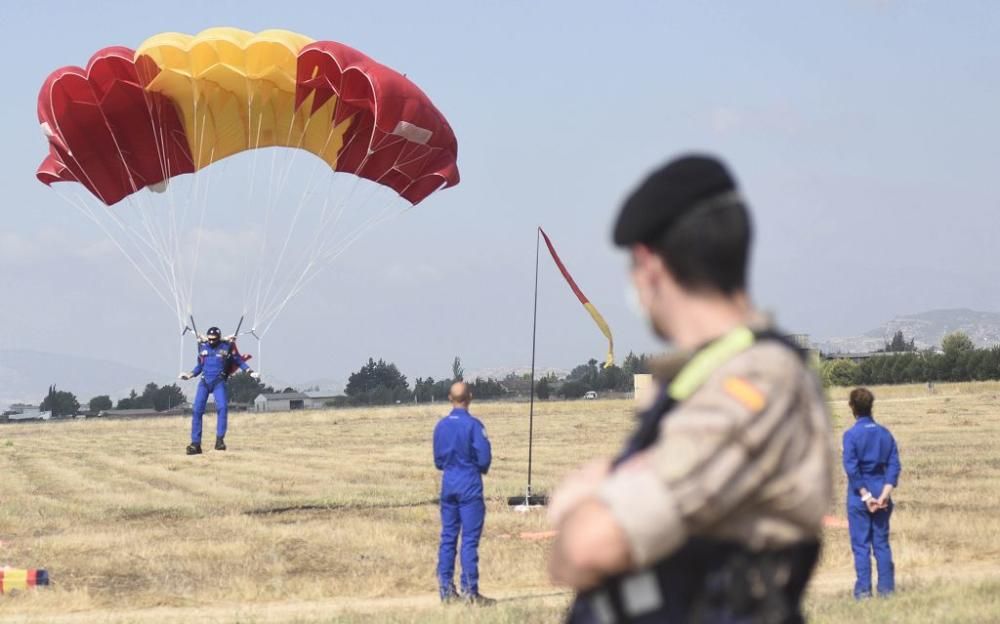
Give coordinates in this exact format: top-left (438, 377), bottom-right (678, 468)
top-left (613, 154), bottom-right (739, 246)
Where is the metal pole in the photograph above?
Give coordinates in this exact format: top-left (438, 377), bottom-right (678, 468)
top-left (527, 227), bottom-right (541, 497)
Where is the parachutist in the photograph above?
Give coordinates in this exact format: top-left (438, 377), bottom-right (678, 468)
top-left (179, 326), bottom-right (256, 455)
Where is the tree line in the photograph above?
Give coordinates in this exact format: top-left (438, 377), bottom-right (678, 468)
top-left (35, 330), bottom-right (998, 414)
top-left (25, 350), bottom-right (659, 415)
top-left (26, 373), bottom-right (282, 419)
top-left (820, 331), bottom-right (997, 387)
top-left (339, 352), bottom-right (654, 406)
top-left (27, 351), bottom-right (658, 415)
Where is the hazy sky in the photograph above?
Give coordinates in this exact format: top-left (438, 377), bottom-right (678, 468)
top-left (2, 1), bottom-right (999, 384)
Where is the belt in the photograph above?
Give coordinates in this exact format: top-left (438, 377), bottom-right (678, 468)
top-left (568, 539), bottom-right (819, 624)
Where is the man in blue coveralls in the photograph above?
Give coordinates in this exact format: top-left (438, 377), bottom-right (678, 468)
top-left (179, 326), bottom-right (258, 455)
top-left (433, 381), bottom-right (494, 606)
top-left (843, 387), bottom-right (901, 598)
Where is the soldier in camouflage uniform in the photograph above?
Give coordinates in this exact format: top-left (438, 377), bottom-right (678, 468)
top-left (548, 155), bottom-right (833, 624)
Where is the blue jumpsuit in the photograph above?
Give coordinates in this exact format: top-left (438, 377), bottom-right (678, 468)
top-left (843, 414), bottom-right (901, 598)
top-left (189, 340), bottom-right (249, 444)
top-left (433, 407), bottom-right (492, 598)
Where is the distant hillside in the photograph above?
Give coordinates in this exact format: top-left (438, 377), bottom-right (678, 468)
top-left (817, 309), bottom-right (1000, 353)
top-left (0, 349), bottom-right (170, 409)
top-left (294, 376), bottom-right (345, 395)
top-left (465, 366), bottom-right (569, 381)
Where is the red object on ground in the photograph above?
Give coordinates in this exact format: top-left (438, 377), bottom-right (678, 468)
top-left (0, 568), bottom-right (50, 593)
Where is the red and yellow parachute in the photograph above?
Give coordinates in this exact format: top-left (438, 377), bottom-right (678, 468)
top-left (35, 29), bottom-right (460, 348)
top-left (37, 28), bottom-right (459, 206)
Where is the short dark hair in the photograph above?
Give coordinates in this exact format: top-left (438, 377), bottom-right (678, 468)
top-left (849, 387), bottom-right (874, 417)
top-left (649, 196), bottom-right (752, 294)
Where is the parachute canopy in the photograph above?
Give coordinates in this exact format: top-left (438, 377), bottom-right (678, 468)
top-left (37, 27), bottom-right (459, 206)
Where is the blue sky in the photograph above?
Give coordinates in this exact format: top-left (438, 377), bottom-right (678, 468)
top-left (2, 1), bottom-right (999, 385)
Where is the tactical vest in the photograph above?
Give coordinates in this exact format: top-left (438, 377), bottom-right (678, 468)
top-left (568, 327), bottom-right (820, 624)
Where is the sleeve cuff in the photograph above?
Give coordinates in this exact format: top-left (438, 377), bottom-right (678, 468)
top-left (597, 468), bottom-right (686, 567)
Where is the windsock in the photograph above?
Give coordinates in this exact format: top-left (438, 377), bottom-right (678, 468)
top-left (539, 228), bottom-right (614, 367)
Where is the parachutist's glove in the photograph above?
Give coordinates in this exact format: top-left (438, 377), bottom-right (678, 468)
top-left (179, 373), bottom-right (191, 380)
top-left (249, 371), bottom-right (260, 380)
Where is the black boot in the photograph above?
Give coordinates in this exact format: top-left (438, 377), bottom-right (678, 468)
top-left (464, 593), bottom-right (496, 606)
top-left (186, 443), bottom-right (202, 455)
top-left (440, 585), bottom-right (460, 604)
top-left (215, 436), bottom-right (226, 451)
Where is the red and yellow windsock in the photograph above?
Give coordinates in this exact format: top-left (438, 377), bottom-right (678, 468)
top-left (539, 228), bottom-right (614, 367)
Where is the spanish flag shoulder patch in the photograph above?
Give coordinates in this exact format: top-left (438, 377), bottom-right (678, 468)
top-left (723, 377), bottom-right (766, 412)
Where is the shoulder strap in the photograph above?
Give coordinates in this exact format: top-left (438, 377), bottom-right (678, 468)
top-left (668, 327), bottom-right (756, 400)
top-left (615, 326), bottom-right (804, 465)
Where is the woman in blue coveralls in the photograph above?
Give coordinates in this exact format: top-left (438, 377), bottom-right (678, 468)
top-left (843, 387), bottom-right (901, 599)
top-left (179, 326), bottom-right (258, 455)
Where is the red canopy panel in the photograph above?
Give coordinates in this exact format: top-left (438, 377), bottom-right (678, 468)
top-left (296, 41), bottom-right (459, 205)
top-left (36, 46), bottom-right (194, 206)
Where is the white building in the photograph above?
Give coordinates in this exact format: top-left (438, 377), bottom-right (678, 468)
top-left (2, 404), bottom-right (50, 421)
top-left (254, 392), bottom-right (309, 412)
top-left (6, 408), bottom-right (51, 421)
top-left (304, 392), bottom-right (341, 409)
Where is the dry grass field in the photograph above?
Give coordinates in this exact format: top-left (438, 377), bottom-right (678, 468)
top-left (1, 382), bottom-right (999, 623)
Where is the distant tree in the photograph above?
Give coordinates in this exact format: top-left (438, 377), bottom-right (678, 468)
top-left (432, 379), bottom-right (452, 401)
top-left (228, 374), bottom-right (275, 404)
top-left (470, 377), bottom-right (507, 400)
top-left (568, 358), bottom-right (601, 390)
top-left (559, 380), bottom-right (588, 399)
top-left (40, 385), bottom-right (79, 417)
top-left (937, 332), bottom-right (974, 381)
top-left (89, 395), bottom-right (113, 412)
top-left (597, 364), bottom-right (623, 391)
top-left (281, 386), bottom-right (298, 394)
top-left (413, 377), bottom-right (433, 403)
top-left (345, 358), bottom-right (412, 405)
top-left (617, 352), bottom-right (647, 392)
top-left (111, 382), bottom-right (189, 412)
top-left (904, 358), bottom-right (927, 383)
top-left (941, 332), bottom-right (975, 357)
top-left (116, 389), bottom-right (139, 410)
top-left (984, 346), bottom-right (1000, 380)
top-left (884, 330), bottom-right (917, 352)
top-left (138, 382), bottom-right (160, 409)
top-left (621, 352), bottom-right (652, 376)
top-left (821, 359), bottom-right (860, 387)
top-left (502, 372), bottom-right (533, 397)
top-left (413, 376), bottom-right (453, 403)
top-left (452, 356), bottom-right (464, 382)
top-left (153, 384), bottom-right (186, 411)
top-left (536, 377), bottom-right (552, 400)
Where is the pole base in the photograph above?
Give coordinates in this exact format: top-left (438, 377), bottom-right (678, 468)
top-left (507, 494), bottom-right (548, 508)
